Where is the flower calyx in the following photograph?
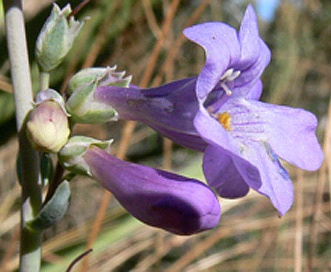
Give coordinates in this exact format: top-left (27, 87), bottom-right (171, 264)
top-left (58, 136), bottom-right (113, 175)
top-left (66, 66), bottom-right (132, 124)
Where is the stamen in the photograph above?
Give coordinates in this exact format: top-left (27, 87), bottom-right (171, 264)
top-left (220, 82), bottom-right (232, 96)
top-left (219, 69), bottom-right (241, 96)
top-left (220, 69), bottom-right (234, 81)
top-left (227, 70), bottom-right (241, 81)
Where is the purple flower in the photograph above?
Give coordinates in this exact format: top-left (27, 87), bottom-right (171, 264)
top-left (83, 146), bottom-right (220, 235)
top-left (66, 5), bottom-right (323, 216)
top-left (183, 5), bottom-right (324, 215)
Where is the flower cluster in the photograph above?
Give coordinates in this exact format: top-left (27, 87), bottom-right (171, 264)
top-left (29, 4), bottom-right (323, 235)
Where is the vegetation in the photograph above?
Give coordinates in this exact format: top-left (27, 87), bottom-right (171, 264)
top-left (0, 0), bottom-right (329, 271)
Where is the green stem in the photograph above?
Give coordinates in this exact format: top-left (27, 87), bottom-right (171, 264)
top-left (3, 0), bottom-right (42, 271)
top-left (40, 72), bottom-right (50, 91)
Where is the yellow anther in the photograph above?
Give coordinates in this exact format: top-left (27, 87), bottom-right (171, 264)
top-left (217, 112), bottom-right (232, 131)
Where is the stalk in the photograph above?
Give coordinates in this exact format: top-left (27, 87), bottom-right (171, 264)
top-left (3, 0), bottom-right (43, 271)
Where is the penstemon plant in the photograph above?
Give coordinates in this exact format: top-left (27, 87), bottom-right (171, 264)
top-left (2, 1), bottom-right (323, 271)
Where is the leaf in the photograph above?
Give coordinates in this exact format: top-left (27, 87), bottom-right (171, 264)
top-left (27, 180), bottom-right (71, 231)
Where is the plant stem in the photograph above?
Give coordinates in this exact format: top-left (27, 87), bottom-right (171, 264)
top-left (40, 72), bottom-right (50, 91)
top-left (3, 0), bottom-right (43, 271)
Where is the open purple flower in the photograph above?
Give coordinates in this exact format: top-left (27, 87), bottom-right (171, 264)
top-left (183, 5), bottom-right (324, 215)
top-left (83, 146), bottom-right (221, 235)
top-left (66, 5), bottom-right (323, 216)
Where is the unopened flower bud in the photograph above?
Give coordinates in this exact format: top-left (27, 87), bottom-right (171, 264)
top-left (84, 146), bottom-right (221, 235)
top-left (35, 3), bottom-right (86, 72)
top-left (27, 90), bottom-right (70, 153)
top-left (59, 136), bottom-right (221, 235)
top-left (66, 66), bottom-right (132, 123)
top-left (35, 88), bottom-right (66, 109)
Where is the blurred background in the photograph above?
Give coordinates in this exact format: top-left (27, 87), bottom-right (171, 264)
top-left (0, 0), bottom-right (330, 271)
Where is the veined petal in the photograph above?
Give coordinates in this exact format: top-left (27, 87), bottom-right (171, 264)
top-left (195, 97), bottom-right (316, 215)
top-left (183, 22), bottom-right (241, 100)
top-left (246, 100), bottom-right (324, 171)
top-left (84, 147), bottom-right (221, 235)
top-left (197, 102), bottom-right (294, 214)
top-left (238, 141), bottom-right (294, 216)
top-left (210, 98), bottom-right (323, 172)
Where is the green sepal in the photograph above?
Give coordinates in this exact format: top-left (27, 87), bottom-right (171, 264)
top-left (67, 66), bottom-right (132, 96)
top-left (65, 66), bottom-right (132, 124)
top-left (58, 136), bottom-right (112, 175)
top-left (26, 180), bottom-right (71, 232)
top-left (66, 78), bottom-right (118, 123)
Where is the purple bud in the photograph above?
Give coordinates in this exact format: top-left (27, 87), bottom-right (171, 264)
top-left (84, 147), bottom-right (221, 235)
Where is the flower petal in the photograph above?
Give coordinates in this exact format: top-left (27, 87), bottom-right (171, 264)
top-left (203, 145), bottom-right (250, 198)
top-left (194, 104), bottom-right (236, 155)
top-left (148, 124), bottom-right (207, 152)
top-left (238, 4), bottom-right (260, 68)
top-left (194, 99), bottom-right (297, 215)
top-left (247, 100), bottom-right (324, 171)
top-left (246, 79), bottom-right (263, 100)
top-left (208, 97), bottom-right (323, 172)
top-left (84, 147), bottom-right (221, 235)
top-left (231, 79), bottom-right (263, 100)
top-left (237, 4), bottom-right (270, 76)
top-left (183, 22), bottom-right (241, 100)
top-left (235, 40), bottom-right (270, 89)
top-left (238, 141), bottom-right (294, 216)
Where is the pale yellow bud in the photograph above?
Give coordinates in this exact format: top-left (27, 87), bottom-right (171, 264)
top-left (27, 101), bottom-right (70, 153)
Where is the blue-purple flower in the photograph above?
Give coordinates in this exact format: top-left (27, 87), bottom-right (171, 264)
top-left (59, 137), bottom-right (220, 235)
top-left (66, 5), bottom-right (324, 216)
top-left (183, 4), bottom-right (324, 215)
